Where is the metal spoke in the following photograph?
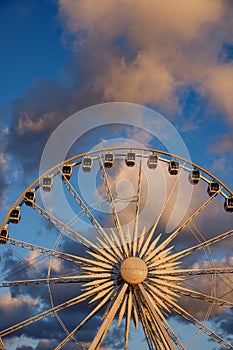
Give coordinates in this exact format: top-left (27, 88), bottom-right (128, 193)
top-left (161, 317), bottom-right (185, 350)
top-left (118, 294), bottom-right (127, 327)
top-left (139, 284), bottom-right (175, 350)
top-left (164, 267), bottom-right (233, 277)
top-left (55, 288), bottom-right (116, 349)
top-left (124, 286), bottom-right (133, 350)
top-left (6, 238), bottom-right (83, 265)
top-left (134, 288), bottom-right (158, 350)
top-left (89, 283), bottom-right (128, 350)
top-left (166, 229), bottom-right (233, 264)
top-left (0, 286), bottom-right (98, 338)
top-left (33, 202), bottom-right (120, 264)
top-left (153, 191), bottom-right (219, 256)
top-left (166, 298), bottom-right (233, 349)
top-left (99, 157), bottom-right (129, 257)
top-left (139, 168), bottom-right (182, 257)
top-left (0, 337), bottom-right (6, 350)
top-left (146, 288), bottom-right (185, 350)
top-left (132, 158), bottom-right (142, 256)
top-left (61, 173), bottom-right (112, 244)
top-left (170, 284), bottom-right (233, 309)
top-left (0, 274), bottom-right (112, 288)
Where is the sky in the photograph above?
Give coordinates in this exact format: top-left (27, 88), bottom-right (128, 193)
top-left (0, 0), bottom-right (233, 349)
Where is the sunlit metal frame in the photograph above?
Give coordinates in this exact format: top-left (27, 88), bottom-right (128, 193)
top-left (0, 146), bottom-right (232, 350)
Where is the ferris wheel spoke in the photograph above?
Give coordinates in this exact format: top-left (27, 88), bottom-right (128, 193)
top-left (134, 288), bottom-right (157, 350)
top-left (160, 316), bottom-right (185, 350)
top-left (170, 284), bottom-right (233, 310)
top-left (33, 203), bottom-right (102, 250)
top-left (99, 230), bottom-right (123, 261)
top-left (99, 158), bottom-right (129, 257)
top-left (166, 299), bottom-right (233, 349)
top-left (0, 337), bottom-right (6, 350)
top-left (138, 303), bottom-right (156, 349)
top-left (0, 285), bottom-right (100, 338)
top-left (146, 289), bottom-right (185, 350)
top-left (139, 171), bottom-right (182, 257)
top-left (117, 294), bottom-right (127, 327)
top-left (153, 192), bottom-right (219, 256)
top-left (124, 286), bottom-right (133, 350)
top-left (88, 283), bottom-right (128, 350)
top-left (0, 273), bottom-right (114, 288)
top-left (46, 257), bottom-right (86, 349)
top-left (146, 283), bottom-right (174, 312)
top-left (138, 284), bottom-right (175, 350)
top-left (132, 158), bottom-right (143, 256)
top-left (144, 309), bottom-right (164, 350)
top-left (166, 267), bottom-right (233, 277)
top-left (55, 287), bottom-right (116, 349)
top-left (60, 173), bottom-right (109, 242)
top-left (6, 237), bottom-right (84, 265)
top-left (0, 279), bottom-right (116, 339)
top-left (166, 229), bottom-right (233, 264)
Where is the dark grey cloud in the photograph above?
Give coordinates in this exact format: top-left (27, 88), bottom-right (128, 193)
top-left (0, 122), bottom-right (9, 205)
top-left (0, 166), bottom-right (8, 205)
top-left (218, 311), bottom-right (233, 339)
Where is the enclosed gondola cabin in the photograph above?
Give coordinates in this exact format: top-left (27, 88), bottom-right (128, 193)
top-left (189, 168), bottom-right (201, 185)
top-left (224, 196), bottom-right (233, 212)
top-left (62, 164), bottom-right (72, 180)
top-left (9, 206), bottom-right (21, 224)
top-left (104, 152), bottom-right (114, 168)
top-left (207, 181), bottom-right (220, 196)
top-left (82, 157), bottom-right (93, 172)
top-left (125, 152), bottom-right (136, 167)
top-left (147, 154), bottom-right (158, 169)
top-left (24, 189), bottom-right (35, 207)
top-left (0, 225), bottom-right (8, 244)
top-left (168, 160), bottom-right (180, 175)
top-left (42, 176), bottom-right (53, 192)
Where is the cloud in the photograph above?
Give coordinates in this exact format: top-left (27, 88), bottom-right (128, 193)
top-left (94, 53), bottom-right (179, 111)
top-left (177, 256), bottom-right (233, 320)
top-left (200, 64), bottom-right (233, 123)
top-left (209, 131), bottom-right (233, 154)
top-left (6, 79), bottom-right (70, 176)
top-left (2, 1), bottom-right (233, 347)
top-left (0, 237), bottom-right (123, 349)
top-left (0, 293), bottom-right (39, 329)
top-left (0, 136), bottom-right (9, 206)
top-left (58, 0), bottom-right (233, 119)
top-left (5, 0), bottom-right (233, 184)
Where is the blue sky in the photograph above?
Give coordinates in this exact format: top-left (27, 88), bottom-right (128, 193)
top-left (0, 1), bottom-right (233, 349)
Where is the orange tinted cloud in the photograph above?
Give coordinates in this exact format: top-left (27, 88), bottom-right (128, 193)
top-left (58, 0), bottom-right (233, 119)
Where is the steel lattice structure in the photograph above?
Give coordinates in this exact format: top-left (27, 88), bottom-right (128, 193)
top-left (0, 147), bottom-right (233, 350)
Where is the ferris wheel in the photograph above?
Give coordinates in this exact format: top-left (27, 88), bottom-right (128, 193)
top-left (0, 146), bottom-right (233, 350)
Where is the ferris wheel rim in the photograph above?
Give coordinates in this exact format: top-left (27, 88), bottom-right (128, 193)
top-left (1, 146), bottom-right (232, 230)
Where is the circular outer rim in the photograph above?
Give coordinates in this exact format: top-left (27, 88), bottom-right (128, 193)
top-left (1, 146), bottom-right (232, 228)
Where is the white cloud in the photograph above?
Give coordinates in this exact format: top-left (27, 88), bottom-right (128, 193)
top-left (58, 0), bottom-right (233, 120)
top-left (0, 292), bottom-right (39, 314)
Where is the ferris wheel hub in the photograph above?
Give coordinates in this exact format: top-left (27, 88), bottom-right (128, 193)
top-left (120, 257), bottom-right (148, 284)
